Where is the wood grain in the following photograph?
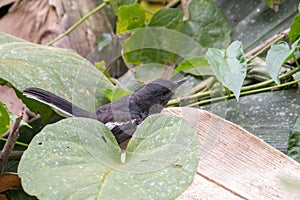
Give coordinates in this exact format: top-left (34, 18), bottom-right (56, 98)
top-left (162, 107), bottom-right (300, 199)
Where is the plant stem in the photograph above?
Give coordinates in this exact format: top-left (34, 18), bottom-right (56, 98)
top-left (242, 66), bottom-right (300, 91)
top-left (187, 79), bottom-right (300, 107)
top-left (0, 114), bottom-right (22, 176)
top-left (0, 138), bottom-right (29, 147)
top-left (292, 53), bottom-right (300, 68)
top-left (246, 28), bottom-right (289, 62)
top-left (166, 0), bottom-right (181, 8)
top-left (169, 67), bottom-right (300, 106)
top-left (47, 1), bottom-right (109, 46)
top-left (168, 91), bottom-right (210, 105)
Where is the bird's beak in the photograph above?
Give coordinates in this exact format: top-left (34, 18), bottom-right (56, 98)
top-left (175, 78), bottom-right (187, 87)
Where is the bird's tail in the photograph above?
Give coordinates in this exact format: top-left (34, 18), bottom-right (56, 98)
top-left (23, 87), bottom-right (96, 119)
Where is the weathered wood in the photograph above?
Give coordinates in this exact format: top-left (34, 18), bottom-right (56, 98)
top-left (162, 107), bottom-right (300, 199)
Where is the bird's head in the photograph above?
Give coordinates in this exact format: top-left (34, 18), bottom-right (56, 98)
top-left (132, 78), bottom-right (186, 114)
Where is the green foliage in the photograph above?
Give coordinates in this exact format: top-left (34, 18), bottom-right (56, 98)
top-left (148, 8), bottom-right (184, 30)
top-left (287, 117), bottom-right (300, 163)
top-left (102, 87), bottom-right (133, 102)
top-left (288, 13), bottom-right (300, 44)
top-left (174, 56), bottom-right (210, 75)
top-left (109, 0), bottom-right (138, 14)
top-left (182, 0), bottom-right (231, 49)
top-left (122, 0), bottom-right (230, 66)
top-left (0, 101), bottom-right (10, 135)
top-left (123, 27), bottom-right (185, 65)
top-left (266, 38), bottom-right (300, 84)
top-left (117, 4), bottom-right (146, 33)
top-left (19, 115), bottom-right (200, 200)
top-left (0, 32), bottom-right (114, 115)
top-left (206, 41), bottom-right (247, 99)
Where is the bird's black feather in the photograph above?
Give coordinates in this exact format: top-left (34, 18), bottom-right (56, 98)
top-left (23, 79), bottom-right (184, 144)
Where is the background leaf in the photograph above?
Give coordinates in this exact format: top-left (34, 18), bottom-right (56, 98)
top-left (123, 27), bottom-right (205, 65)
top-left (102, 87), bottom-right (133, 102)
top-left (123, 0), bottom-right (230, 67)
top-left (206, 41), bottom-right (247, 99)
top-left (116, 4), bottom-right (146, 34)
top-left (109, 0), bottom-right (138, 14)
top-left (148, 8), bottom-right (184, 30)
top-left (183, 0), bottom-right (231, 50)
top-left (18, 114), bottom-right (199, 200)
top-left (174, 56), bottom-right (212, 76)
top-left (0, 101), bottom-right (10, 135)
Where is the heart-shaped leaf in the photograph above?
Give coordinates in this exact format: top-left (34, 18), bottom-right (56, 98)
top-left (266, 38), bottom-right (300, 84)
top-left (18, 114), bottom-right (199, 200)
top-left (206, 41), bottom-right (247, 99)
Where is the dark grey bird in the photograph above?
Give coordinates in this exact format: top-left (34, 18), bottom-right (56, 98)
top-left (23, 79), bottom-right (185, 144)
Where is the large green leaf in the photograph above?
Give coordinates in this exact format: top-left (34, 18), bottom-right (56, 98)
top-left (0, 32), bottom-right (114, 111)
top-left (123, 0), bottom-right (230, 66)
top-left (183, 0), bottom-right (231, 50)
top-left (266, 38), bottom-right (300, 84)
top-left (122, 7), bottom-right (185, 66)
top-left (123, 27), bottom-right (205, 65)
top-left (148, 8), bottom-right (184, 30)
top-left (0, 101), bottom-right (9, 135)
top-left (18, 114), bottom-right (199, 200)
top-left (206, 41), bottom-right (247, 99)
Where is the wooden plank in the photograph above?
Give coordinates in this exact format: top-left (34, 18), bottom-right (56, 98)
top-left (177, 175), bottom-right (244, 200)
top-left (162, 107), bottom-right (300, 199)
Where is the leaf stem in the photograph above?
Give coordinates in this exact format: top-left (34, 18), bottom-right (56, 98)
top-left (187, 79), bottom-right (300, 107)
top-left (242, 66), bottom-right (300, 91)
top-left (0, 114), bottom-right (22, 176)
top-left (246, 28), bottom-right (290, 62)
top-left (0, 138), bottom-right (29, 147)
top-left (292, 53), bottom-right (300, 68)
top-left (168, 91), bottom-right (210, 105)
top-left (47, 1), bottom-right (109, 46)
top-left (169, 67), bottom-right (300, 106)
top-left (166, 0), bottom-right (181, 8)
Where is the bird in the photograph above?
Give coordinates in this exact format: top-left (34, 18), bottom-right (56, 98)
top-left (23, 79), bottom-right (185, 144)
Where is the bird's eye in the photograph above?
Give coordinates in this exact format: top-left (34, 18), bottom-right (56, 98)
top-left (163, 90), bottom-right (171, 96)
